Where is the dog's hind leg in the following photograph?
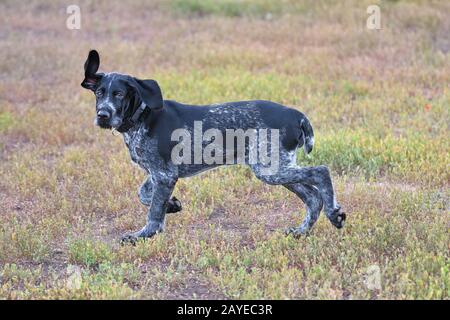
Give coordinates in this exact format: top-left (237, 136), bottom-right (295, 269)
top-left (252, 164), bottom-right (345, 230)
top-left (284, 183), bottom-right (323, 237)
top-left (139, 176), bottom-right (182, 213)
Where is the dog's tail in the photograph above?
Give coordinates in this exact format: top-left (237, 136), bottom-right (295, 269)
top-left (299, 113), bottom-right (314, 154)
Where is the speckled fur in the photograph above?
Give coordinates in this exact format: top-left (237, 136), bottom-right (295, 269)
top-left (120, 101), bottom-right (345, 243)
top-left (81, 50), bottom-right (345, 244)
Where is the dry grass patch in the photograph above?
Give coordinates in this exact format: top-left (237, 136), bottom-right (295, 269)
top-left (0, 0), bottom-right (448, 299)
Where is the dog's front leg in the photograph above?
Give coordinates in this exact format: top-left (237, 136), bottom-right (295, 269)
top-left (122, 176), bottom-right (177, 245)
top-left (138, 176), bottom-right (154, 206)
top-left (139, 175), bottom-right (182, 213)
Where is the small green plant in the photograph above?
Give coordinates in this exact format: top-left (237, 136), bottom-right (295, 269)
top-left (0, 112), bottom-right (14, 132)
top-left (68, 239), bottom-right (114, 268)
top-left (170, 0), bottom-right (285, 17)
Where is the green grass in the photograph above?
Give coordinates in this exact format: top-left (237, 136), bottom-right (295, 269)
top-left (0, 112), bottom-right (14, 133)
top-left (68, 239), bottom-right (115, 268)
top-left (169, 0), bottom-right (307, 17)
top-left (303, 129), bottom-right (449, 184)
top-left (0, 262), bottom-right (140, 299)
top-left (0, 0), bottom-right (448, 300)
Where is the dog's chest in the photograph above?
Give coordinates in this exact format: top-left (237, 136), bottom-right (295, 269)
top-left (123, 126), bottom-right (148, 168)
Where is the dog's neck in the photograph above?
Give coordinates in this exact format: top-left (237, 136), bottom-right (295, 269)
top-left (117, 101), bottom-right (152, 133)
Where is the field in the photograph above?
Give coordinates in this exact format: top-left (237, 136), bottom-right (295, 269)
top-left (0, 0), bottom-right (449, 299)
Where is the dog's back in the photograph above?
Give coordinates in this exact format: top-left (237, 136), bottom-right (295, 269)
top-left (161, 99), bottom-right (314, 155)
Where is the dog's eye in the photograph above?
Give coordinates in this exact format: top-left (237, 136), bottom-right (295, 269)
top-left (95, 90), bottom-right (104, 98)
top-left (114, 91), bottom-right (124, 98)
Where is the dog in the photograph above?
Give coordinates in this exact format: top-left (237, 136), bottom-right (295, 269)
top-left (81, 50), bottom-right (346, 244)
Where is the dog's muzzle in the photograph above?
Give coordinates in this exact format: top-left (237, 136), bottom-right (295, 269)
top-left (97, 109), bottom-right (110, 121)
top-left (96, 109), bottom-right (113, 129)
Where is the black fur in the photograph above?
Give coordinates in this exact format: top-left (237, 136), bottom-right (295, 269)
top-left (81, 50), bottom-right (345, 244)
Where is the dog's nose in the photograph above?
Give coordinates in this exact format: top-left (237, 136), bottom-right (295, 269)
top-left (97, 110), bottom-right (110, 120)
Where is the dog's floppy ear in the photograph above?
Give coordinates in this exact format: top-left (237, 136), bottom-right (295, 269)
top-left (129, 78), bottom-right (164, 110)
top-left (81, 50), bottom-right (102, 90)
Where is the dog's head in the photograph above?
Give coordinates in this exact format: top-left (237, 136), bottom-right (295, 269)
top-left (81, 50), bottom-right (163, 132)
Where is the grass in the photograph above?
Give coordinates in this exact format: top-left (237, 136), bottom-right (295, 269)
top-left (0, 0), bottom-right (449, 299)
top-left (169, 0), bottom-right (312, 17)
top-left (0, 112), bottom-right (15, 133)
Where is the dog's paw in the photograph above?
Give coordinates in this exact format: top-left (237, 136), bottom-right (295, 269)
top-left (121, 222), bottom-right (164, 245)
top-left (167, 197), bottom-right (182, 214)
top-left (139, 196), bottom-right (182, 212)
top-left (119, 230), bottom-right (155, 246)
top-left (120, 233), bottom-right (141, 246)
top-left (329, 207), bottom-right (346, 229)
top-left (285, 227), bottom-right (309, 239)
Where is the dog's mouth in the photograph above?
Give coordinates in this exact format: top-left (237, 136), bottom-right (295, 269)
top-left (96, 118), bottom-right (112, 129)
top-left (95, 117), bottom-right (123, 130)
top-left (98, 122), bottom-right (112, 129)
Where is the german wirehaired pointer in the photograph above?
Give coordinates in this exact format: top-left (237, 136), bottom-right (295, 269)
top-left (81, 50), bottom-right (346, 244)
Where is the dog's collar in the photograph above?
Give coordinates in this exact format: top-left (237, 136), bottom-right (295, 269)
top-left (116, 102), bottom-right (150, 133)
top-left (131, 102), bottom-right (148, 123)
